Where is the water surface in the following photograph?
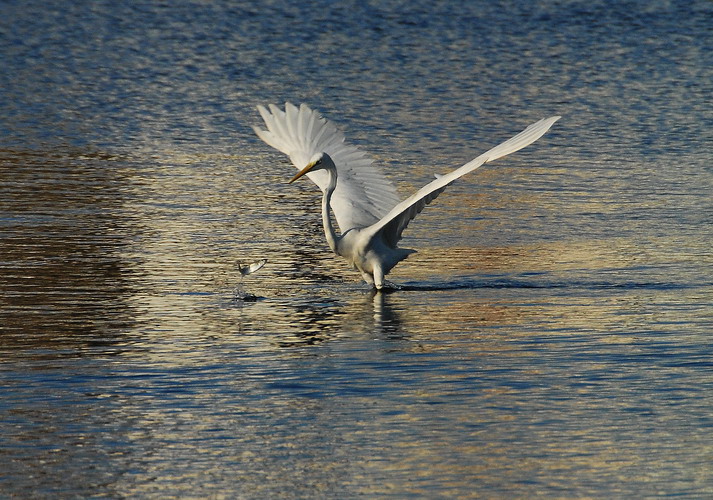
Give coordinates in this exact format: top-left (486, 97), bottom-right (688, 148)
top-left (1, 0), bottom-right (712, 498)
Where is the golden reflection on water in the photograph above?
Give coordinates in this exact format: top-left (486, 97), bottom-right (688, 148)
top-left (1, 142), bottom-right (711, 498)
top-left (2, 143), bottom-right (700, 350)
top-left (3, 140), bottom-right (708, 413)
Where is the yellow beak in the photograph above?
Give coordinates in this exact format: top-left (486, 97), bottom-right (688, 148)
top-left (288, 161), bottom-right (317, 184)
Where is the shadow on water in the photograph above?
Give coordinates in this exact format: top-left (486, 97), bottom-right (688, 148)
top-left (0, 149), bottom-right (144, 354)
top-left (396, 275), bottom-right (702, 292)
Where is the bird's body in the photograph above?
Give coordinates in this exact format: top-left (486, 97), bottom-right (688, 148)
top-left (253, 103), bottom-right (559, 289)
top-left (289, 151), bottom-right (416, 288)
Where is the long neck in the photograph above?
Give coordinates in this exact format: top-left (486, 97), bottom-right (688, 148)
top-left (322, 168), bottom-right (339, 253)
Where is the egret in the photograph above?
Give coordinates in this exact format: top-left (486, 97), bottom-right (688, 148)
top-left (253, 103), bottom-right (559, 289)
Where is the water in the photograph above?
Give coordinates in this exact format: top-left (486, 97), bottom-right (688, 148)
top-left (1, 0), bottom-right (712, 497)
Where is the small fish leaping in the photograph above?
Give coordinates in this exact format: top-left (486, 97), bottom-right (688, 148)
top-left (235, 258), bottom-right (267, 301)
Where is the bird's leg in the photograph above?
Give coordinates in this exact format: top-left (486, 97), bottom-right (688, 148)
top-left (360, 270), bottom-right (374, 286)
top-left (373, 265), bottom-right (385, 290)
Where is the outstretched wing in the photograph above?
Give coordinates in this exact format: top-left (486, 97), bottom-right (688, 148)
top-left (252, 103), bottom-right (402, 232)
top-left (365, 116), bottom-right (561, 248)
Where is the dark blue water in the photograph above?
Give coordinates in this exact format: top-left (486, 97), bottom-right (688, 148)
top-left (1, 1), bottom-right (712, 497)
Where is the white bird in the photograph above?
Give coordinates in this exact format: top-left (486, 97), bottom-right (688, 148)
top-left (253, 103), bottom-right (559, 289)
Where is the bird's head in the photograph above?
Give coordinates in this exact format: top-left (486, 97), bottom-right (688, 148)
top-left (289, 152), bottom-right (335, 184)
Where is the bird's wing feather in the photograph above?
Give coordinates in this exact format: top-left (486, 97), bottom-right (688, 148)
top-left (253, 103), bottom-right (402, 231)
top-left (366, 116), bottom-right (561, 248)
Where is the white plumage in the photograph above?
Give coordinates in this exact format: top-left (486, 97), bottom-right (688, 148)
top-left (253, 103), bottom-right (559, 289)
top-left (252, 103), bottom-right (401, 231)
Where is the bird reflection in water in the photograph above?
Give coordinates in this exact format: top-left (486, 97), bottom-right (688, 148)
top-left (370, 289), bottom-right (406, 340)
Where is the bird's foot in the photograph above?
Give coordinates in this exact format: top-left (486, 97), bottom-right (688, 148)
top-left (374, 280), bottom-right (401, 292)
